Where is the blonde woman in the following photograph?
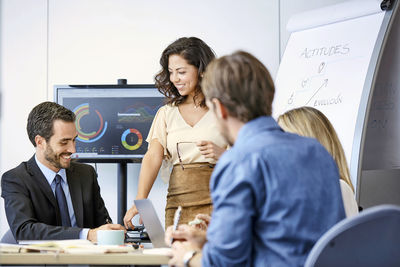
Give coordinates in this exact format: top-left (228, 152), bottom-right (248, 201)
top-left (277, 106), bottom-right (358, 217)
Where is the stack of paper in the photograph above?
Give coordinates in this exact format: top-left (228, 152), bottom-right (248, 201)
top-left (1, 239), bottom-right (135, 254)
top-left (0, 243), bottom-right (30, 253)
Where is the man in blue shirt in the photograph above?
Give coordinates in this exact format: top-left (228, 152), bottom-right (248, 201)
top-left (167, 51), bottom-right (346, 266)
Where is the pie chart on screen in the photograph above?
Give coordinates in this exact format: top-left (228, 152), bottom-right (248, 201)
top-left (121, 128), bottom-right (143, 150)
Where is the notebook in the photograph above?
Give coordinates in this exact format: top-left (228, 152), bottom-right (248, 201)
top-left (134, 199), bottom-right (168, 248)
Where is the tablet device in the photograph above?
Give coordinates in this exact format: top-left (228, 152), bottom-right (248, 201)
top-left (134, 199), bottom-right (168, 248)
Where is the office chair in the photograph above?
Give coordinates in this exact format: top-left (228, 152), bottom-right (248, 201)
top-left (0, 229), bottom-right (17, 244)
top-left (305, 204), bottom-right (400, 267)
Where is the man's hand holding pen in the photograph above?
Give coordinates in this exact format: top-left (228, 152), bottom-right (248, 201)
top-left (165, 207), bottom-right (207, 250)
top-left (164, 209), bottom-right (208, 267)
top-left (166, 224), bottom-right (207, 249)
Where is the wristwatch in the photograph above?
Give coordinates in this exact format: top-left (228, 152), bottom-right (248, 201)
top-left (183, 250), bottom-right (197, 267)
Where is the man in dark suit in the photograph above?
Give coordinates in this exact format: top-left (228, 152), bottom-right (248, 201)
top-left (1, 101), bottom-right (124, 242)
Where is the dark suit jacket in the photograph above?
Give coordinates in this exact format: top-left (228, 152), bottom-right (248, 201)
top-left (1, 155), bottom-right (111, 241)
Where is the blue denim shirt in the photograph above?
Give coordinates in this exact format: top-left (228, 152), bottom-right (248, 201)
top-left (202, 116), bottom-right (345, 267)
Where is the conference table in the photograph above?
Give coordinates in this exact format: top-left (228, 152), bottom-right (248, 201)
top-left (0, 251), bottom-right (169, 266)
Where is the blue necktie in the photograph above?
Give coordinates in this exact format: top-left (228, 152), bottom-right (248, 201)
top-left (54, 174), bottom-right (71, 227)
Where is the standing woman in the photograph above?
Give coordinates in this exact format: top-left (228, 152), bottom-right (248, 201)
top-left (277, 106), bottom-right (359, 217)
top-left (124, 37), bottom-right (228, 228)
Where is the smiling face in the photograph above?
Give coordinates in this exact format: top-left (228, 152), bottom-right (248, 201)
top-left (36, 120), bottom-right (77, 172)
top-left (168, 54), bottom-right (199, 97)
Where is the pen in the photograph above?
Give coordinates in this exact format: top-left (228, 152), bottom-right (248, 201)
top-left (170, 206), bottom-right (182, 245)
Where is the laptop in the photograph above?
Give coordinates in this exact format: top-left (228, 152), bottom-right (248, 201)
top-left (134, 199), bottom-right (168, 248)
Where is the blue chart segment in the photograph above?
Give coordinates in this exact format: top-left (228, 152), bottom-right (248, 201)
top-left (73, 103), bottom-right (108, 143)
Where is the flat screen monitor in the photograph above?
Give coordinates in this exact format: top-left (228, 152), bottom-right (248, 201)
top-left (54, 84), bottom-right (165, 162)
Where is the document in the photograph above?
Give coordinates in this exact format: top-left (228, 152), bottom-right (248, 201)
top-left (1, 239), bottom-right (135, 254)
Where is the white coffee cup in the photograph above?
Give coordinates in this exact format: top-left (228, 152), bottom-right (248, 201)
top-left (97, 230), bottom-right (125, 245)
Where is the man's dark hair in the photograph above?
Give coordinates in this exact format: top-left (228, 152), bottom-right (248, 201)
top-left (202, 50), bottom-right (275, 122)
top-left (27, 101), bottom-right (76, 147)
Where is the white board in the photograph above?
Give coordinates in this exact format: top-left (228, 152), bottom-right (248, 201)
top-left (272, 0), bottom-right (385, 188)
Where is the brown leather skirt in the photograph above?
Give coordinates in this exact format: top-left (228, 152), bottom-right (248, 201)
top-left (165, 162), bottom-right (214, 228)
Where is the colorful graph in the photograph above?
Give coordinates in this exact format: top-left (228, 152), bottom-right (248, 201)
top-left (118, 103), bottom-right (161, 123)
top-left (121, 128), bottom-right (143, 150)
top-left (73, 103), bottom-right (108, 143)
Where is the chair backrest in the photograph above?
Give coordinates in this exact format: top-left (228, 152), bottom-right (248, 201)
top-left (304, 204), bottom-right (400, 267)
top-left (0, 229), bottom-right (17, 244)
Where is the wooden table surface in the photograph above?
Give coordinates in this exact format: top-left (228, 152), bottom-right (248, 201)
top-left (0, 251), bottom-right (170, 265)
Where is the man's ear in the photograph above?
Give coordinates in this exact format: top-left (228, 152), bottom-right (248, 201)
top-left (35, 135), bottom-right (45, 149)
top-left (212, 98), bottom-right (228, 119)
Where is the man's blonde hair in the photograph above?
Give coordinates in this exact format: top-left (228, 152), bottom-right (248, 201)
top-left (277, 106), bottom-right (354, 192)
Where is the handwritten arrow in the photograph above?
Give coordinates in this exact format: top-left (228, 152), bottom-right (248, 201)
top-left (305, 79), bottom-right (328, 105)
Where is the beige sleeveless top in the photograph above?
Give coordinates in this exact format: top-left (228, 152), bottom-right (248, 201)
top-left (146, 104), bottom-right (228, 182)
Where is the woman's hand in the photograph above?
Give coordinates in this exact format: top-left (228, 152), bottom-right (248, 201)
top-left (123, 204), bottom-right (141, 229)
top-left (124, 140), bottom-right (164, 229)
top-left (197, 141), bottom-right (225, 160)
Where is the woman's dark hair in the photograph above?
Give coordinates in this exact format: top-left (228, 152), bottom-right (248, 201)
top-left (155, 37), bottom-right (216, 107)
